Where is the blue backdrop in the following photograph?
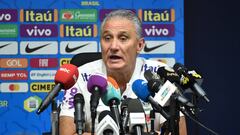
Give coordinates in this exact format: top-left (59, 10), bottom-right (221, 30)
top-left (0, 0), bottom-right (184, 134)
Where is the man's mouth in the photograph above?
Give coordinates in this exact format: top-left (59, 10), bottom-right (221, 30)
top-left (109, 55), bottom-right (122, 60)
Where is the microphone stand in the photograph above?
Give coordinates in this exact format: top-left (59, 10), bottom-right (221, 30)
top-left (51, 99), bottom-right (59, 135)
top-left (167, 94), bottom-right (180, 135)
top-left (192, 94), bottom-right (200, 135)
top-left (149, 110), bottom-right (158, 135)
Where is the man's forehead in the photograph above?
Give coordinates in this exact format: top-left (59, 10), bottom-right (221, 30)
top-left (102, 19), bottom-right (135, 33)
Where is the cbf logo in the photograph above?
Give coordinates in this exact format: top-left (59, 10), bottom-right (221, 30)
top-left (24, 96), bottom-right (42, 112)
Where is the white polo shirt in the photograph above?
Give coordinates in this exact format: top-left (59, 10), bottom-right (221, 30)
top-left (60, 57), bottom-right (169, 131)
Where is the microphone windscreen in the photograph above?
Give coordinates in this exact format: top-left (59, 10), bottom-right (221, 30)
top-left (132, 79), bottom-right (150, 102)
top-left (173, 62), bottom-right (185, 72)
top-left (144, 69), bottom-right (154, 81)
top-left (54, 64), bottom-right (79, 89)
top-left (101, 77), bottom-right (121, 106)
top-left (157, 66), bottom-right (180, 83)
top-left (87, 73), bottom-right (107, 94)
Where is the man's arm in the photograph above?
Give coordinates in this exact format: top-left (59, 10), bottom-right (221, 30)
top-left (59, 116), bottom-right (76, 135)
top-left (179, 116), bottom-right (187, 135)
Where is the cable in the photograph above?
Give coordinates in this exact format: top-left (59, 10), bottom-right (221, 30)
top-left (180, 107), bottom-right (219, 135)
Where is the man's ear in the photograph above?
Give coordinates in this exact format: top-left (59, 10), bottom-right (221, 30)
top-left (136, 38), bottom-right (145, 53)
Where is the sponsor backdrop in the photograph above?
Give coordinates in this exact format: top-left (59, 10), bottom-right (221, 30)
top-left (0, 0), bottom-right (183, 134)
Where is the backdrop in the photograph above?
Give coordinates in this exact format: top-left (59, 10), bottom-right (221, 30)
top-left (0, 0), bottom-right (184, 134)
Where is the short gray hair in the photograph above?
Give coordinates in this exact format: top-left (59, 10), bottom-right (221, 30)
top-left (101, 9), bottom-right (142, 39)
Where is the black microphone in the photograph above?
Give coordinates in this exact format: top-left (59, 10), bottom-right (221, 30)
top-left (74, 93), bottom-right (85, 135)
top-left (96, 110), bottom-right (119, 135)
top-left (144, 69), bottom-right (164, 93)
top-left (173, 63), bottom-right (210, 102)
top-left (145, 69), bottom-right (194, 108)
top-left (121, 98), bottom-right (131, 134)
top-left (127, 99), bottom-right (146, 135)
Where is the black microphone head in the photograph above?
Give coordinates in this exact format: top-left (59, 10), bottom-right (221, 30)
top-left (173, 63), bottom-right (188, 74)
top-left (127, 99), bottom-right (144, 113)
top-left (120, 98), bottom-right (131, 109)
top-left (98, 110), bottom-right (116, 123)
top-left (144, 69), bottom-right (154, 81)
top-left (147, 79), bottom-right (162, 93)
top-left (74, 93), bottom-right (85, 104)
top-left (157, 66), bottom-right (180, 83)
top-left (127, 99), bottom-right (146, 133)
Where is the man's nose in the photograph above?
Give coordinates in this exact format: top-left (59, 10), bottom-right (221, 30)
top-left (110, 38), bottom-right (119, 50)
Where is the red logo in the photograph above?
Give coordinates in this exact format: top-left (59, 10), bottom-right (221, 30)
top-left (63, 12), bottom-right (73, 20)
top-left (30, 58), bottom-right (58, 68)
top-left (0, 70), bottom-right (28, 80)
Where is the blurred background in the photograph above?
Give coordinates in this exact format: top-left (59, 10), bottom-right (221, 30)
top-left (185, 0), bottom-right (240, 134)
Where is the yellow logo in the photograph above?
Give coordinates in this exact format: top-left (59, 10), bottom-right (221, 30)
top-left (30, 82), bottom-right (55, 92)
top-left (24, 96), bottom-right (42, 112)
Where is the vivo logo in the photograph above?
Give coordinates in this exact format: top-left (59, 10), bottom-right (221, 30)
top-left (0, 9), bottom-right (18, 22)
top-left (20, 24), bottom-right (58, 37)
top-left (142, 24), bottom-right (175, 37)
top-left (27, 26), bottom-right (52, 36)
top-left (0, 13), bottom-right (11, 21)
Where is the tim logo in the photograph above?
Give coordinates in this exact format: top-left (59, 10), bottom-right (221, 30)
top-left (20, 24), bottom-right (58, 38)
top-left (0, 9), bottom-right (18, 22)
top-left (142, 24), bottom-right (175, 37)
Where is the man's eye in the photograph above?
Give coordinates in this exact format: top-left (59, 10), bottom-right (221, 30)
top-left (120, 36), bottom-right (128, 42)
top-left (103, 36), bottom-right (111, 41)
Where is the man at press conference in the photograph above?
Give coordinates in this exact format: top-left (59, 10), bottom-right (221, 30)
top-left (59, 9), bottom-right (187, 135)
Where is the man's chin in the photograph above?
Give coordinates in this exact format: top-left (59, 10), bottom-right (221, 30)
top-left (107, 63), bottom-right (124, 71)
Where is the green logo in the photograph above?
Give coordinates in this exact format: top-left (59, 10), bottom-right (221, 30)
top-left (60, 9), bottom-right (97, 22)
top-left (0, 24), bottom-right (18, 38)
top-left (24, 96), bottom-right (42, 112)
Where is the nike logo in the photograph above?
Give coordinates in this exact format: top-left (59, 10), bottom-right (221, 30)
top-left (25, 43), bottom-right (51, 53)
top-left (0, 43), bottom-right (11, 49)
top-left (144, 42), bottom-right (168, 52)
top-left (65, 43), bottom-right (90, 53)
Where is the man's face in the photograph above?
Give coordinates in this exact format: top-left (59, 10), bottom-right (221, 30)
top-left (100, 17), bottom-right (144, 72)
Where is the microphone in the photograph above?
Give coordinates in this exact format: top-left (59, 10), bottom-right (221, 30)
top-left (101, 77), bottom-right (122, 130)
top-left (173, 63), bottom-right (210, 102)
top-left (74, 93), bottom-right (85, 135)
top-left (145, 69), bottom-right (194, 107)
top-left (132, 79), bottom-right (170, 120)
top-left (127, 99), bottom-right (145, 135)
top-left (96, 110), bottom-right (119, 135)
top-left (87, 73), bottom-right (108, 133)
top-left (37, 64), bottom-right (79, 114)
top-left (144, 69), bottom-right (164, 93)
top-left (121, 98), bottom-right (131, 134)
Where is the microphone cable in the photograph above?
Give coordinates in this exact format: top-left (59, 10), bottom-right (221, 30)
top-left (180, 107), bottom-right (219, 135)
